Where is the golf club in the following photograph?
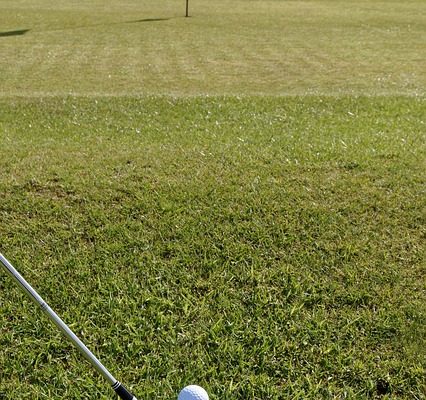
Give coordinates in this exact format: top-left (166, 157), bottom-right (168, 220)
top-left (0, 252), bottom-right (138, 400)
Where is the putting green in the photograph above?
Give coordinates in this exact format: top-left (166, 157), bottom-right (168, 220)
top-left (0, 0), bottom-right (424, 96)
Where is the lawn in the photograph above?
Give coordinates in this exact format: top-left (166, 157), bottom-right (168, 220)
top-left (0, 0), bottom-right (425, 96)
top-left (0, 1), bottom-right (425, 400)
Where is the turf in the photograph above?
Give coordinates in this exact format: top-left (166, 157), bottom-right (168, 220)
top-left (0, 0), bottom-right (425, 399)
top-left (0, 0), bottom-right (425, 96)
top-left (0, 96), bottom-right (425, 399)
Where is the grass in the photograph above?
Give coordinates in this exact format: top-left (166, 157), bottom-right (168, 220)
top-left (0, 0), bottom-right (425, 399)
top-left (0, 96), bottom-right (425, 399)
top-left (0, 0), bottom-right (425, 96)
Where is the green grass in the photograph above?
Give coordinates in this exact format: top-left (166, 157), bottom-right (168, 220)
top-left (0, 0), bottom-right (425, 399)
top-left (0, 0), bottom-right (425, 96)
top-left (0, 96), bottom-right (425, 399)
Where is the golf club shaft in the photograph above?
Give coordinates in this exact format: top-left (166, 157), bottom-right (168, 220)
top-left (0, 252), bottom-right (137, 400)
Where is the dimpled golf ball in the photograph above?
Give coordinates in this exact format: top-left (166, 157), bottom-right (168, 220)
top-left (178, 385), bottom-right (209, 400)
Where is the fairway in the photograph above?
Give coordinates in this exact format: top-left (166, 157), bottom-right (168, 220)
top-left (0, 1), bottom-right (425, 400)
top-left (0, 0), bottom-right (425, 96)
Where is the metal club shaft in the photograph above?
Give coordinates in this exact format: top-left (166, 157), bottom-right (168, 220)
top-left (0, 252), bottom-right (137, 400)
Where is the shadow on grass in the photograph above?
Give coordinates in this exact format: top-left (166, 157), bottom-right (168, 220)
top-left (126, 18), bottom-right (171, 23)
top-left (0, 17), bottom-right (173, 37)
top-left (0, 29), bottom-right (30, 37)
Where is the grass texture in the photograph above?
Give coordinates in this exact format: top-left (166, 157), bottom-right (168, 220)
top-left (0, 0), bottom-right (425, 399)
top-left (0, 96), bottom-right (425, 399)
top-left (0, 0), bottom-right (425, 96)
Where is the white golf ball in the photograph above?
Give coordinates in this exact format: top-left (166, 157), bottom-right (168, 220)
top-left (178, 385), bottom-right (209, 400)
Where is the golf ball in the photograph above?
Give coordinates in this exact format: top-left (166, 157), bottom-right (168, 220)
top-left (178, 385), bottom-right (209, 400)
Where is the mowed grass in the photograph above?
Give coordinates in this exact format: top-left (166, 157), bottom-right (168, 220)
top-left (0, 96), bottom-right (425, 399)
top-left (1, 0), bottom-right (426, 399)
top-left (0, 0), bottom-right (425, 96)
